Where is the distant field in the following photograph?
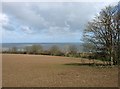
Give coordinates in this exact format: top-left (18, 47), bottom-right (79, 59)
top-left (2, 54), bottom-right (118, 87)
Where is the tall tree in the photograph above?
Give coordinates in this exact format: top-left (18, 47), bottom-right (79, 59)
top-left (83, 2), bottom-right (120, 65)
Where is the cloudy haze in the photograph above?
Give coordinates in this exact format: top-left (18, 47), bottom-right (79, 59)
top-left (1, 1), bottom-right (118, 43)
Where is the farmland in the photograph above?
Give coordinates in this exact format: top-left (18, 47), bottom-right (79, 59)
top-left (2, 54), bottom-right (118, 87)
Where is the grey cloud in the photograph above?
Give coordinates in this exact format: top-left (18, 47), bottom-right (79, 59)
top-left (2, 24), bottom-right (15, 31)
top-left (3, 3), bottom-right (49, 31)
top-left (2, 2), bottom-right (109, 35)
top-left (1, 13), bottom-right (16, 31)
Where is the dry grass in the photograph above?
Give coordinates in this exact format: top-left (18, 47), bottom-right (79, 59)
top-left (2, 54), bottom-right (118, 87)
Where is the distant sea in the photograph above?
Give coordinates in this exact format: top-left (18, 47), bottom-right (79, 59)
top-left (2, 43), bottom-right (84, 52)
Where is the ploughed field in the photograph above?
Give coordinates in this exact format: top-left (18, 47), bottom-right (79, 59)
top-left (2, 54), bottom-right (118, 87)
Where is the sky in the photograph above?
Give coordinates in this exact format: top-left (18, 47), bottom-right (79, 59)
top-left (0, 1), bottom-right (119, 43)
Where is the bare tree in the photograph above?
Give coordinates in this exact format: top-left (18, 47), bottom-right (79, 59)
top-left (31, 45), bottom-right (43, 54)
top-left (49, 45), bottom-right (62, 56)
top-left (83, 3), bottom-right (120, 65)
top-left (24, 46), bottom-right (31, 54)
top-left (68, 45), bottom-right (78, 57)
top-left (63, 45), bottom-right (69, 56)
top-left (24, 45), bottom-right (43, 54)
top-left (11, 47), bottom-right (17, 53)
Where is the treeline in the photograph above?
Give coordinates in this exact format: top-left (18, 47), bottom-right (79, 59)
top-left (2, 45), bottom-right (83, 58)
top-left (2, 44), bottom-right (107, 62)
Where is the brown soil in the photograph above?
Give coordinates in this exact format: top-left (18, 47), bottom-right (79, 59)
top-left (2, 54), bottom-right (118, 87)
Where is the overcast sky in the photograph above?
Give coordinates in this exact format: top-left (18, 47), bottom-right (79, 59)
top-left (1, 1), bottom-right (119, 43)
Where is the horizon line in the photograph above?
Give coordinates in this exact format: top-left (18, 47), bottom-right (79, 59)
top-left (1, 42), bottom-right (83, 44)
